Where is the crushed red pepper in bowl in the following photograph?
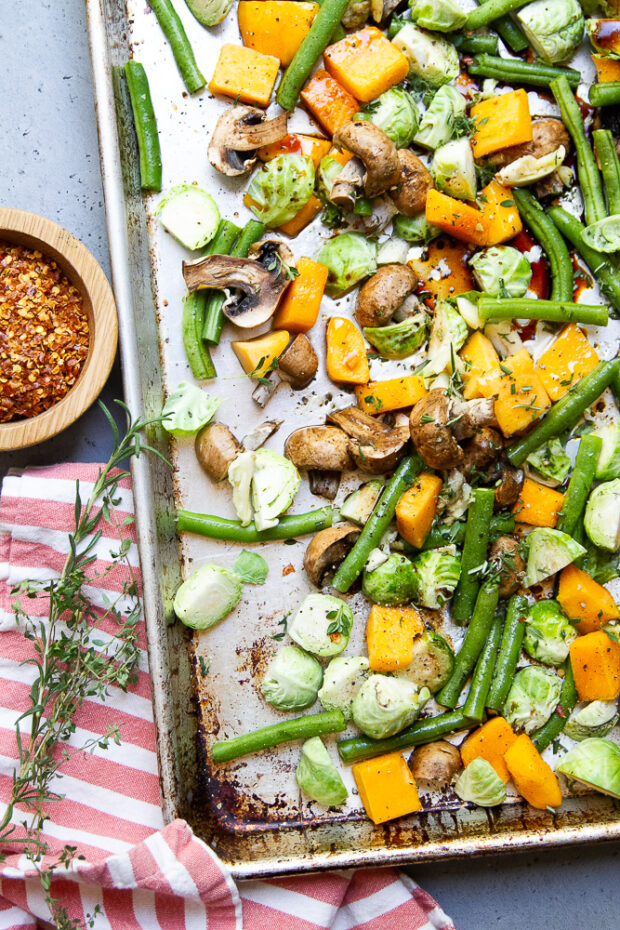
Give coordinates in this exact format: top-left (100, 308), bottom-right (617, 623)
top-left (0, 241), bottom-right (90, 423)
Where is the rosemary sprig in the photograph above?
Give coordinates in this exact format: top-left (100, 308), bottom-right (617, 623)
top-left (0, 401), bottom-right (166, 928)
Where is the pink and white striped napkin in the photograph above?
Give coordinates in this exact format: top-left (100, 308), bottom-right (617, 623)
top-left (0, 463), bottom-right (456, 930)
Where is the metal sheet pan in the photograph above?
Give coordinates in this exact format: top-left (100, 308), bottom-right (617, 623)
top-left (85, 0), bottom-right (620, 877)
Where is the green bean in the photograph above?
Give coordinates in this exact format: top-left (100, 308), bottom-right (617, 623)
top-left (468, 54), bottom-right (580, 89)
top-left (551, 77), bottom-right (606, 226)
top-left (418, 514), bottom-right (516, 552)
top-left (124, 61), bottom-right (162, 191)
top-left (148, 0), bottom-right (205, 94)
top-left (507, 359), bottom-right (620, 466)
top-left (556, 433), bottom-right (603, 537)
top-left (589, 82), bottom-right (620, 108)
top-left (354, 196), bottom-right (373, 216)
top-left (277, 0), bottom-right (351, 110)
top-left (465, 0), bottom-right (530, 30)
top-left (202, 219), bottom-right (265, 343)
top-left (477, 298), bottom-right (608, 327)
top-left (436, 580), bottom-right (500, 709)
top-left (463, 614), bottom-right (504, 722)
top-left (531, 661), bottom-right (577, 752)
top-left (451, 32), bottom-right (499, 54)
top-left (451, 488), bottom-right (496, 625)
top-left (494, 15), bottom-right (529, 52)
top-left (548, 206), bottom-right (620, 317)
top-left (593, 129), bottom-right (620, 215)
top-left (212, 710), bottom-right (346, 763)
top-left (337, 709), bottom-right (475, 764)
top-left (177, 506), bottom-right (334, 541)
top-left (486, 594), bottom-right (528, 713)
top-left (613, 364), bottom-right (620, 406)
top-left (332, 455), bottom-right (424, 593)
top-left (512, 190), bottom-right (573, 302)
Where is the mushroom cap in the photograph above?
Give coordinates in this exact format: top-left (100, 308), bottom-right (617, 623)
top-left (462, 428), bottom-right (503, 473)
top-left (355, 264), bottom-right (417, 327)
top-left (408, 740), bottom-right (462, 786)
top-left (494, 463), bottom-right (524, 510)
top-left (304, 524), bottom-right (362, 587)
top-left (327, 405), bottom-right (392, 442)
top-left (450, 396), bottom-right (500, 440)
top-left (391, 150), bottom-right (434, 217)
top-left (208, 106), bottom-right (289, 177)
top-left (195, 422), bottom-right (242, 482)
top-left (284, 426), bottom-right (352, 471)
top-left (349, 422), bottom-right (410, 474)
top-left (333, 121), bottom-right (401, 198)
top-left (488, 118), bottom-right (570, 168)
top-left (410, 390), bottom-right (464, 470)
top-left (489, 536), bottom-right (525, 598)
top-left (278, 334), bottom-right (318, 389)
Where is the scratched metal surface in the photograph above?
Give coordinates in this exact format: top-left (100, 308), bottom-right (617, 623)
top-left (85, 0), bottom-right (620, 876)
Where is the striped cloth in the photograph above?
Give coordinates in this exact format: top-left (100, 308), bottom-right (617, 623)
top-left (0, 463), bottom-right (456, 930)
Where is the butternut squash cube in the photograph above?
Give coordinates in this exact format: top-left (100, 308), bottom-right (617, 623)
top-left (558, 563), bottom-right (620, 634)
top-left (353, 752), bottom-right (423, 824)
top-left (513, 477), bottom-right (565, 528)
top-left (323, 27), bottom-right (409, 103)
top-left (537, 323), bottom-right (600, 401)
top-left (300, 69), bottom-right (359, 136)
top-left (273, 257), bottom-right (328, 332)
top-left (238, 1), bottom-right (318, 67)
top-left (471, 89), bottom-right (532, 158)
top-left (355, 374), bottom-right (427, 414)
top-left (460, 717), bottom-right (518, 783)
top-left (570, 630), bottom-right (620, 702)
top-left (504, 734), bottom-right (562, 810)
top-left (425, 189), bottom-right (489, 247)
top-left (209, 44), bottom-right (280, 107)
top-left (326, 317), bottom-right (369, 384)
top-left (477, 348), bottom-right (551, 437)
top-left (395, 473), bottom-right (443, 548)
top-left (258, 133), bottom-right (332, 168)
top-left (460, 331), bottom-right (501, 400)
top-left (232, 330), bottom-right (289, 377)
top-left (278, 195), bottom-right (322, 237)
top-left (593, 55), bottom-right (620, 83)
top-left (366, 605), bottom-right (424, 672)
top-left (480, 180), bottom-right (523, 245)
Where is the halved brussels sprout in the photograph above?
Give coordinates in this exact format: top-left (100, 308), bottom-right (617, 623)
top-left (316, 233), bottom-right (377, 297)
top-left (432, 138), bottom-right (477, 201)
top-left (556, 738), bottom-right (620, 798)
top-left (228, 449), bottom-right (300, 530)
top-left (318, 656), bottom-right (371, 720)
top-left (358, 87), bottom-right (419, 148)
top-left (289, 593), bottom-right (353, 657)
top-left (525, 527), bottom-right (586, 586)
top-left (454, 757), bottom-right (507, 806)
top-left (317, 155), bottom-right (344, 203)
top-left (456, 291), bottom-right (483, 330)
top-left (377, 237), bottom-right (410, 265)
top-left (527, 438), bottom-right (571, 487)
top-left (185, 0), bottom-right (233, 26)
top-left (352, 674), bottom-right (430, 738)
top-left (584, 479), bottom-right (620, 552)
top-left (497, 146), bottom-right (566, 188)
top-left (594, 422), bottom-right (620, 481)
top-left (564, 701), bottom-right (620, 741)
top-left (362, 553), bottom-right (418, 605)
top-left (340, 481), bottom-right (383, 526)
top-left (162, 382), bottom-right (220, 437)
top-left (392, 23), bottom-right (460, 87)
top-left (395, 630), bottom-right (454, 692)
top-left (174, 564), bottom-right (242, 630)
top-left (261, 645), bottom-right (323, 711)
top-left (409, 0), bottom-right (467, 31)
top-left (364, 311), bottom-right (429, 359)
top-left (414, 84), bottom-right (466, 150)
top-left (523, 600), bottom-right (577, 666)
top-left (582, 214), bottom-right (620, 253)
top-left (516, 0), bottom-right (584, 63)
top-left (426, 297), bottom-right (469, 375)
top-left (470, 246), bottom-right (532, 298)
top-left (296, 737), bottom-right (349, 806)
top-left (393, 213), bottom-right (441, 243)
top-left (411, 546), bottom-right (462, 609)
top-left (247, 154), bottom-right (315, 227)
top-left (503, 665), bottom-right (562, 733)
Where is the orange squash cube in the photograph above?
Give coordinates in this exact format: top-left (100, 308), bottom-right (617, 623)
top-left (209, 44), bottom-right (280, 107)
top-left (558, 563), bottom-right (620, 634)
top-left (425, 189), bottom-right (489, 247)
top-left (232, 330), bottom-right (290, 377)
top-left (537, 324), bottom-right (600, 401)
top-left (504, 734), bottom-right (562, 810)
top-left (238, 1), bottom-right (318, 66)
top-left (366, 605), bottom-right (424, 672)
top-left (471, 89), bottom-right (532, 158)
top-left (273, 257), bottom-right (328, 332)
top-left (323, 27), bottom-right (409, 103)
top-left (477, 349), bottom-right (551, 437)
top-left (570, 630), bottom-right (620, 702)
top-left (355, 375), bottom-right (427, 414)
top-left (460, 717), bottom-right (518, 783)
top-left (593, 55), bottom-right (620, 83)
top-left (278, 195), bottom-right (322, 237)
top-left (513, 477), bottom-right (565, 528)
top-left (395, 474), bottom-right (443, 549)
top-left (460, 331), bottom-right (501, 400)
top-left (300, 69), bottom-right (359, 136)
top-left (353, 752), bottom-right (423, 824)
top-left (258, 133), bottom-right (332, 168)
top-left (480, 180), bottom-right (523, 245)
top-left (326, 317), bottom-right (369, 384)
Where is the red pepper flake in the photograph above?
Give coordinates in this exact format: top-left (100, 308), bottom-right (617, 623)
top-left (0, 241), bottom-right (90, 422)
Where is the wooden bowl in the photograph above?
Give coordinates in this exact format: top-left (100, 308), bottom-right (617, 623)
top-left (0, 208), bottom-right (118, 451)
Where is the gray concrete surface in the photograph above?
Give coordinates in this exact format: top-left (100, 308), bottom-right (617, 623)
top-left (1, 2), bottom-right (620, 927)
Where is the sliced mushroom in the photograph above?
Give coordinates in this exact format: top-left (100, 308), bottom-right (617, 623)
top-left (208, 106), bottom-right (289, 177)
top-left (252, 370), bottom-right (280, 407)
top-left (462, 428), bottom-right (504, 474)
top-left (350, 422), bottom-right (410, 474)
top-left (278, 334), bottom-right (318, 389)
top-left (327, 405), bottom-right (392, 442)
top-left (183, 240), bottom-right (293, 329)
top-left (360, 195), bottom-right (398, 235)
top-left (333, 121), bottom-right (401, 198)
top-left (408, 741), bottom-right (462, 786)
top-left (242, 419), bottom-right (282, 451)
top-left (355, 264), bottom-right (418, 327)
top-left (304, 524), bottom-right (361, 586)
top-left (489, 536), bottom-right (525, 598)
top-left (391, 150), bottom-right (434, 217)
top-left (371, 0), bottom-right (402, 21)
top-left (449, 397), bottom-right (500, 441)
top-left (195, 423), bottom-right (242, 481)
top-left (494, 462), bottom-right (524, 510)
top-left (331, 157), bottom-right (365, 210)
top-left (308, 470), bottom-right (341, 500)
top-left (488, 118), bottom-right (570, 168)
top-left (284, 425), bottom-right (352, 471)
top-left (410, 391), bottom-right (465, 470)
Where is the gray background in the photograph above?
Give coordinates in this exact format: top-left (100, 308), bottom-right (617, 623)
top-left (1, 2), bottom-right (620, 927)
